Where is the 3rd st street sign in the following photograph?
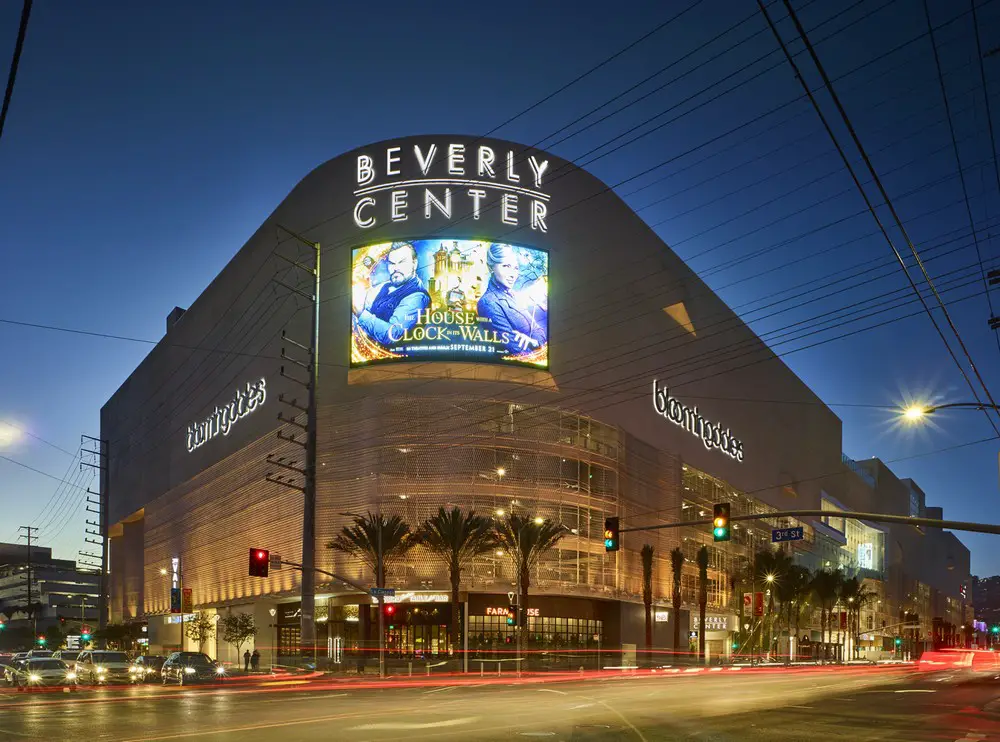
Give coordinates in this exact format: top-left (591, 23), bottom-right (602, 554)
top-left (771, 527), bottom-right (804, 543)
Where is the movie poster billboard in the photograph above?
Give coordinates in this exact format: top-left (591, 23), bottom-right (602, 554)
top-left (351, 239), bottom-right (548, 368)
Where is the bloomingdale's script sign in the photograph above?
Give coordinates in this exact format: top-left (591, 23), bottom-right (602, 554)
top-left (353, 141), bottom-right (551, 232)
top-left (186, 378), bottom-right (266, 453)
top-left (652, 379), bottom-right (744, 462)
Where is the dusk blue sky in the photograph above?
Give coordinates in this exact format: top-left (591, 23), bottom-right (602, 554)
top-left (2, 0), bottom-right (1000, 573)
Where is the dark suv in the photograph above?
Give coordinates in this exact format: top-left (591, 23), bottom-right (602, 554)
top-left (160, 652), bottom-right (223, 685)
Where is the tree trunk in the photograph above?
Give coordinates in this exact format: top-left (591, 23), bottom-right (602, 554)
top-left (698, 598), bottom-right (706, 663)
top-left (450, 566), bottom-right (461, 651)
top-left (644, 598), bottom-right (652, 654)
top-left (674, 592), bottom-right (682, 654)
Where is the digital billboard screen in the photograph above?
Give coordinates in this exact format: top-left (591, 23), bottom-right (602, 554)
top-left (351, 239), bottom-right (548, 368)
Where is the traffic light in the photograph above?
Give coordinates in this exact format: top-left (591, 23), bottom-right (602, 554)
top-left (81, 632), bottom-right (91, 642)
top-left (37, 635), bottom-right (46, 646)
top-left (506, 607), bottom-right (516, 626)
top-left (248, 548), bottom-right (269, 577)
top-left (894, 637), bottom-right (902, 646)
top-left (712, 503), bottom-right (731, 542)
top-left (604, 517), bottom-right (620, 552)
top-left (384, 603), bottom-right (396, 630)
top-left (0, 621), bottom-right (5, 631)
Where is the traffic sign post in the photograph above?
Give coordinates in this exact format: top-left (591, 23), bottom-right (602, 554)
top-left (369, 587), bottom-right (396, 598)
top-left (269, 553), bottom-right (282, 571)
top-left (771, 527), bottom-right (804, 543)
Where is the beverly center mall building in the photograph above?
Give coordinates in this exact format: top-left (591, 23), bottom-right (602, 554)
top-left (101, 135), bottom-right (971, 666)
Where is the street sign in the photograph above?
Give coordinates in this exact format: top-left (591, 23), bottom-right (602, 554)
top-left (771, 527), bottom-right (804, 543)
top-left (269, 553), bottom-right (282, 571)
top-left (369, 587), bottom-right (396, 598)
top-left (170, 587), bottom-right (181, 614)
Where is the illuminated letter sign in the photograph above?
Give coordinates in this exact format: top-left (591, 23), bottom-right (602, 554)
top-left (186, 378), bottom-right (267, 453)
top-left (352, 141), bottom-right (550, 232)
top-left (652, 379), bottom-right (744, 462)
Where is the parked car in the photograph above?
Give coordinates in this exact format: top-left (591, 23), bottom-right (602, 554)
top-left (161, 652), bottom-right (225, 685)
top-left (76, 650), bottom-right (132, 684)
top-left (4, 654), bottom-right (28, 685)
top-left (129, 655), bottom-right (166, 683)
top-left (12, 658), bottom-right (77, 690)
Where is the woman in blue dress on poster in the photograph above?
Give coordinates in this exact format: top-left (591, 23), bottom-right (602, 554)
top-left (477, 243), bottom-right (547, 357)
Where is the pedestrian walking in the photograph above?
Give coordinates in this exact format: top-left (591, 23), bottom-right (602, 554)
top-left (251, 649), bottom-right (260, 672)
top-left (243, 649), bottom-right (250, 672)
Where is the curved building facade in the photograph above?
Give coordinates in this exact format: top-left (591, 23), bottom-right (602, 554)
top-left (103, 135), bottom-right (862, 664)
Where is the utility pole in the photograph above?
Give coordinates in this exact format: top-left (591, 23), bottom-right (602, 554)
top-left (81, 435), bottom-right (108, 644)
top-left (17, 526), bottom-right (38, 635)
top-left (264, 224), bottom-right (320, 663)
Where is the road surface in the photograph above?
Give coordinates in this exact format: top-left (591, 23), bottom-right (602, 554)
top-left (0, 668), bottom-right (996, 740)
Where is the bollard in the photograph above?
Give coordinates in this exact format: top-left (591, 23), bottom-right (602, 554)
top-left (408, 661), bottom-right (412, 677)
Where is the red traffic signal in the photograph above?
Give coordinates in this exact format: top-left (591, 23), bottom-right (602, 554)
top-left (249, 548), bottom-right (269, 577)
top-left (384, 603), bottom-right (396, 616)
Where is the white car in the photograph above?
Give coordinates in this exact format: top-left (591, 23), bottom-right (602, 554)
top-left (4, 654), bottom-right (28, 685)
top-left (76, 650), bottom-right (132, 684)
top-left (13, 658), bottom-right (77, 690)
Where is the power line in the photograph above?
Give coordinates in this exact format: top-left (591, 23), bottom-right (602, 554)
top-left (0, 419), bottom-right (75, 457)
top-left (971, 0), bottom-right (1000, 265)
top-left (923, 0), bottom-right (1000, 360)
top-left (760, 0), bottom-right (1000, 439)
top-left (0, 453), bottom-right (90, 492)
top-left (0, 0), bottom-right (31, 145)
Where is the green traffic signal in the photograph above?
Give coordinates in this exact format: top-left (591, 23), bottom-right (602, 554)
top-left (712, 503), bottom-right (731, 542)
top-left (894, 637), bottom-right (902, 646)
top-left (992, 626), bottom-right (1000, 634)
top-left (603, 517), bottom-right (620, 552)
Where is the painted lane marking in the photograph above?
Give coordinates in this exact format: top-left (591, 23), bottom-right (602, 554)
top-left (352, 717), bottom-right (478, 731)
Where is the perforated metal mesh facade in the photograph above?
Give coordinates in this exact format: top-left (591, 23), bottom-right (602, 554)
top-left (140, 394), bottom-right (684, 615)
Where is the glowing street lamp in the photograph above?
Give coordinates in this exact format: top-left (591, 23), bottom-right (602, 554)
top-left (900, 401), bottom-right (1000, 424)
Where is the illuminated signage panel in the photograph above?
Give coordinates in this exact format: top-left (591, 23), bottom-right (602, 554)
top-left (351, 239), bottom-right (548, 368)
top-left (652, 379), bottom-right (744, 461)
top-left (186, 378), bottom-right (266, 453)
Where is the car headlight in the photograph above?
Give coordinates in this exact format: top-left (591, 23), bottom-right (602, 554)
top-left (184, 667), bottom-right (196, 674)
top-left (128, 667), bottom-right (137, 674)
top-left (215, 666), bottom-right (226, 675)
top-left (145, 668), bottom-right (154, 674)
top-left (96, 666), bottom-right (106, 674)
top-left (28, 674), bottom-right (40, 682)
top-left (65, 672), bottom-right (77, 680)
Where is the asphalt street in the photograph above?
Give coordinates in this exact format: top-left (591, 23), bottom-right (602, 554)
top-left (0, 669), bottom-right (995, 741)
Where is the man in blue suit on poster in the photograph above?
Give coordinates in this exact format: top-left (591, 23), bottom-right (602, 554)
top-left (354, 242), bottom-right (430, 345)
top-left (477, 243), bottom-right (547, 356)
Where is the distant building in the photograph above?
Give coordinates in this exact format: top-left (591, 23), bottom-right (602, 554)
top-left (0, 543), bottom-right (99, 630)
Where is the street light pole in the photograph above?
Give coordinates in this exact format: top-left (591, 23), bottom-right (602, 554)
top-left (377, 516), bottom-right (384, 680)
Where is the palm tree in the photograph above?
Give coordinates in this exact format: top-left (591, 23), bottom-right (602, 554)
top-left (783, 565), bottom-right (812, 660)
top-left (417, 506), bottom-right (496, 649)
top-left (494, 514), bottom-right (565, 627)
top-left (750, 547), bottom-right (792, 657)
top-left (839, 576), bottom-right (877, 659)
top-left (696, 545), bottom-right (709, 663)
top-left (641, 544), bottom-right (655, 656)
top-left (328, 512), bottom-right (414, 645)
top-left (810, 569), bottom-right (841, 663)
top-left (670, 547), bottom-right (684, 656)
